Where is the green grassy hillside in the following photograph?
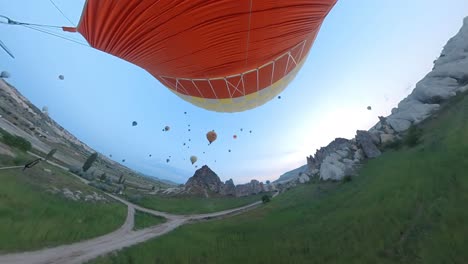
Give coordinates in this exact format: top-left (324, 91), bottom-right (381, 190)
top-left (0, 155), bottom-right (127, 253)
top-left (90, 94), bottom-right (468, 264)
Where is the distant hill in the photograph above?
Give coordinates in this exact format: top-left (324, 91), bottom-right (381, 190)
top-left (0, 79), bottom-right (172, 189)
top-left (274, 164), bottom-right (308, 183)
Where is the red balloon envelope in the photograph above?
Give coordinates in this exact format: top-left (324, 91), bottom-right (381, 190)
top-left (75, 0), bottom-right (336, 112)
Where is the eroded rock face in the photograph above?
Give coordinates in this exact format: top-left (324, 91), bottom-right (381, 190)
top-left (185, 165), bottom-right (223, 196)
top-left (307, 138), bottom-right (350, 172)
top-left (373, 17), bottom-right (468, 133)
top-left (235, 180), bottom-right (264, 197)
top-left (356, 130), bottom-right (381, 158)
top-left (220, 179), bottom-right (236, 196)
top-left (319, 153), bottom-right (354, 181)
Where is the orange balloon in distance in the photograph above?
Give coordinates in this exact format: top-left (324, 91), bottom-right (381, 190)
top-left (76, 0), bottom-right (337, 112)
top-left (206, 130), bottom-right (217, 144)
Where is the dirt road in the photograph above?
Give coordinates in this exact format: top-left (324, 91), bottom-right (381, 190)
top-left (0, 188), bottom-right (275, 264)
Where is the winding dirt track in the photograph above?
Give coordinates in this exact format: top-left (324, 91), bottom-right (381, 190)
top-left (0, 123), bottom-right (277, 264)
top-left (0, 189), bottom-right (272, 264)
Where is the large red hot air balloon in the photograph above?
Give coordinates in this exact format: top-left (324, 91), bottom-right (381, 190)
top-left (69, 0), bottom-right (336, 112)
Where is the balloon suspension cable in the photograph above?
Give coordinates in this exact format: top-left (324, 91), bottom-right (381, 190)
top-left (49, 0), bottom-right (76, 26)
top-left (0, 15), bottom-right (63, 29)
top-left (21, 24), bottom-right (89, 47)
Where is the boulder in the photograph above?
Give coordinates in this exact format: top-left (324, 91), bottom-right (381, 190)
top-left (353, 149), bottom-right (364, 161)
top-left (355, 130), bottom-right (381, 158)
top-left (319, 155), bottom-right (348, 181)
top-left (306, 138), bottom-right (350, 172)
top-left (298, 173), bottom-right (310, 184)
top-left (380, 134), bottom-right (396, 144)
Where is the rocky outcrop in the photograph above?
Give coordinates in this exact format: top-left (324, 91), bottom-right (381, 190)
top-left (373, 16), bottom-right (468, 133)
top-left (184, 165), bottom-right (268, 197)
top-left (184, 165), bottom-right (223, 196)
top-left (355, 130), bottom-right (381, 158)
top-left (319, 153), bottom-right (355, 181)
top-left (235, 180), bottom-right (264, 197)
top-left (289, 17), bottom-right (468, 184)
top-left (307, 138), bottom-right (351, 172)
top-left (220, 179), bottom-right (236, 196)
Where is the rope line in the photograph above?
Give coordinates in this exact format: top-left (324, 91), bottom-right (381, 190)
top-left (0, 15), bottom-right (63, 28)
top-left (49, 0), bottom-right (76, 26)
top-left (22, 25), bottom-right (89, 47)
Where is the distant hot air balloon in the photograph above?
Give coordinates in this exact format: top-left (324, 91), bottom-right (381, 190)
top-left (233, 135), bottom-right (237, 139)
top-left (149, 154), bottom-right (152, 157)
top-left (188, 139), bottom-right (191, 142)
top-left (195, 165), bottom-right (198, 168)
top-left (240, 128), bottom-right (243, 132)
top-left (166, 158), bottom-right (170, 163)
top-left (183, 143), bottom-right (186, 146)
top-left (164, 126), bottom-right (170, 131)
top-left (109, 154), bottom-right (112, 157)
top-left (249, 130), bottom-right (252, 133)
top-left (0, 71), bottom-right (10, 78)
top-left (206, 130), bottom-right (217, 144)
top-left (278, 96), bottom-right (281, 99)
top-left (68, 0), bottom-right (336, 113)
top-left (188, 129), bottom-right (191, 132)
top-left (190, 155), bottom-right (197, 165)
top-left (58, 75), bottom-right (64, 80)
top-left (367, 106), bottom-right (372, 110)
top-left (122, 159), bottom-right (126, 162)
top-left (184, 112), bottom-right (187, 114)
top-left (132, 121), bottom-right (138, 126)
top-left (228, 149), bottom-right (231, 152)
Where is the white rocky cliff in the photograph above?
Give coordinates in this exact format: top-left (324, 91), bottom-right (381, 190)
top-left (277, 16), bottom-right (468, 185)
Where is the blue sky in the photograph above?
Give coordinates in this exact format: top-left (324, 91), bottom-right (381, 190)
top-left (1, 0), bottom-right (467, 184)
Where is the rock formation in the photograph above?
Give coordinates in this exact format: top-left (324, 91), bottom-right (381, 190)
top-left (290, 16), bottom-right (468, 184)
top-left (184, 165), bottom-right (267, 197)
top-left (184, 165), bottom-right (224, 196)
top-left (235, 180), bottom-right (264, 197)
top-left (220, 179), bottom-right (236, 196)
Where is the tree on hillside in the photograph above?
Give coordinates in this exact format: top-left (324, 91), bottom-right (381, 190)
top-left (118, 174), bottom-right (124, 184)
top-left (99, 173), bottom-right (107, 182)
top-left (82, 152), bottom-right (98, 172)
top-left (45, 149), bottom-right (57, 161)
top-left (262, 194), bottom-right (271, 204)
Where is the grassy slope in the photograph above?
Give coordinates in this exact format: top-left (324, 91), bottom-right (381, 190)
top-left (90, 94), bottom-right (468, 264)
top-left (133, 210), bottom-right (166, 231)
top-left (0, 156), bottom-right (127, 253)
top-left (131, 193), bottom-right (266, 214)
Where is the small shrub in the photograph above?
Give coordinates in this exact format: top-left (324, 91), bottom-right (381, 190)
top-left (82, 152), bottom-right (98, 172)
top-left (262, 194), bottom-right (271, 204)
top-left (342, 175), bottom-right (352, 182)
top-left (0, 129), bottom-right (32, 152)
top-left (128, 194), bottom-right (143, 203)
top-left (404, 125), bottom-right (423, 147)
